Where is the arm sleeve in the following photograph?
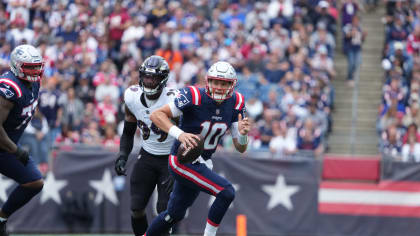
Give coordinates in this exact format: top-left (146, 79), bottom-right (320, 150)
top-left (230, 122), bottom-right (240, 138)
top-left (119, 120), bottom-right (137, 158)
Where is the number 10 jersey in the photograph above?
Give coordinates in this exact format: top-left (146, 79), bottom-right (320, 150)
top-left (124, 85), bottom-right (177, 155)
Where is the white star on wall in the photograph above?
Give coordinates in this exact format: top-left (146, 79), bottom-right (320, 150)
top-left (40, 172), bottom-right (68, 204)
top-left (262, 175), bottom-right (300, 211)
top-left (89, 169), bottom-right (118, 205)
top-left (0, 175), bottom-right (14, 202)
top-left (208, 172), bottom-right (240, 209)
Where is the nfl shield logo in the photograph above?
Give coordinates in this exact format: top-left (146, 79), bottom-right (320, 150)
top-left (216, 109), bottom-right (220, 115)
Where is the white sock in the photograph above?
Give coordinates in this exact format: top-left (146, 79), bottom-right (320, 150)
top-left (204, 219), bottom-right (219, 236)
top-left (0, 217), bottom-right (7, 222)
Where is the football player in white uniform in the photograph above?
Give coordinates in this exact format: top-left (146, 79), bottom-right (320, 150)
top-left (114, 56), bottom-right (177, 236)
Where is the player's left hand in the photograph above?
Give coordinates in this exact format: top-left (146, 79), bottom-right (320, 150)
top-left (238, 113), bottom-right (250, 135)
top-left (115, 155), bottom-right (128, 176)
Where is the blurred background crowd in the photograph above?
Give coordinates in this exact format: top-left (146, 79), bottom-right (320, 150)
top-left (378, 0), bottom-right (420, 161)
top-left (0, 0), bottom-right (346, 169)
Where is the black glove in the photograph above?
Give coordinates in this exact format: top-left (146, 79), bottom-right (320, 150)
top-left (115, 155), bottom-right (128, 176)
top-left (162, 174), bottom-right (174, 195)
top-left (14, 147), bottom-right (29, 166)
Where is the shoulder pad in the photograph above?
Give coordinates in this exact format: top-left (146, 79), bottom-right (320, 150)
top-left (234, 91), bottom-right (245, 110)
top-left (0, 78), bottom-right (22, 99)
top-left (187, 86), bottom-right (201, 105)
top-left (124, 85), bottom-right (141, 104)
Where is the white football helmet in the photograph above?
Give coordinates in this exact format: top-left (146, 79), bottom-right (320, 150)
top-left (10, 44), bottom-right (44, 82)
top-left (206, 61), bottom-right (237, 101)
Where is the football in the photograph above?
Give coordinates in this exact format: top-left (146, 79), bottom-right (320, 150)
top-left (177, 135), bottom-right (205, 164)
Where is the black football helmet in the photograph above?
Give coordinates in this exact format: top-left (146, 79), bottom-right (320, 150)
top-left (139, 55), bottom-right (170, 99)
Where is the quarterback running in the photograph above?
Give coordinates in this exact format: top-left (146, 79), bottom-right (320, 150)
top-left (146, 61), bottom-right (251, 236)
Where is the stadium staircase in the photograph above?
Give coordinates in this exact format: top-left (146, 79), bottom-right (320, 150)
top-left (327, 6), bottom-right (385, 156)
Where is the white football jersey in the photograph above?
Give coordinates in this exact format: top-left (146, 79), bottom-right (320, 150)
top-left (124, 85), bottom-right (178, 155)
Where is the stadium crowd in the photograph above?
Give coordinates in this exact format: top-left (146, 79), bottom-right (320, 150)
top-left (0, 0), bottom-right (339, 168)
top-left (378, 0), bottom-right (420, 162)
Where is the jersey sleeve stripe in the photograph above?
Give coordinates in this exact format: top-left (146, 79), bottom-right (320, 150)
top-left (0, 79), bottom-right (22, 97)
top-left (235, 92), bottom-right (244, 110)
top-left (188, 86), bottom-right (201, 105)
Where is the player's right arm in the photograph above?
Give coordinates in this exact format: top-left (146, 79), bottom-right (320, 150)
top-left (150, 87), bottom-right (200, 148)
top-left (150, 104), bottom-right (200, 148)
top-left (0, 96), bottom-right (29, 165)
top-left (0, 96), bottom-right (17, 153)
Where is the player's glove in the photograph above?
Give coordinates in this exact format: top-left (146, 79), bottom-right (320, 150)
top-left (14, 147), bottom-right (29, 166)
top-left (115, 154), bottom-right (128, 176)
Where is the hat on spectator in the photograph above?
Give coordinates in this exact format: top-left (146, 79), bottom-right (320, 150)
top-left (318, 1), bottom-right (329, 8)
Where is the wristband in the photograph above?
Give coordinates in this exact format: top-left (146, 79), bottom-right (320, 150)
top-left (169, 126), bottom-right (184, 140)
top-left (238, 134), bottom-right (248, 145)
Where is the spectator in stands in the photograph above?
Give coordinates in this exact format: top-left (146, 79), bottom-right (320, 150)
top-left (39, 76), bottom-right (63, 148)
top-left (137, 23), bottom-right (160, 59)
top-left (94, 73), bottom-right (119, 105)
top-left (10, 17), bottom-right (34, 46)
top-left (403, 102), bottom-right (420, 127)
top-left (341, 0), bottom-right (359, 26)
top-left (0, 44), bottom-right (11, 74)
top-left (81, 121), bottom-right (101, 146)
top-left (343, 15), bottom-right (366, 87)
top-left (386, 14), bottom-right (409, 45)
top-left (108, 0), bottom-right (131, 51)
top-left (96, 94), bottom-right (118, 127)
top-left (304, 95), bottom-right (328, 136)
top-left (297, 118), bottom-right (324, 156)
top-left (381, 124), bottom-right (403, 158)
top-left (257, 109), bottom-right (275, 150)
top-left (102, 125), bottom-right (120, 149)
top-left (61, 87), bottom-right (84, 131)
top-left (309, 22), bottom-right (335, 57)
top-left (269, 121), bottom-right (297, 157)
top-left (407, 23), bottom-right (420, 56)
top-left (311, 45), bottom-right (336, 79)
top-left (19, 108), bottom-right (49, 165)
top-left (55, 124), bottom-right (79, 145)
top-left (312, 0), bottom-right (337, 35)
top-left (75, 76), bottom-right (95, 104)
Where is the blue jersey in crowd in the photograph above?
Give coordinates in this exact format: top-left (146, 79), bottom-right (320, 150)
top-left (39, 88), bottom-right (62, 127)
top-left (0, 71), bottom-right (40, 145)
top-left (171, 86), bottom-right (245, 160)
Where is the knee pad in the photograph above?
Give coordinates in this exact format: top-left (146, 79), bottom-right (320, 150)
top-left (131, 209), bottom-right (146, 219)
top-left (218, 185), bottom-right (235, 202)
